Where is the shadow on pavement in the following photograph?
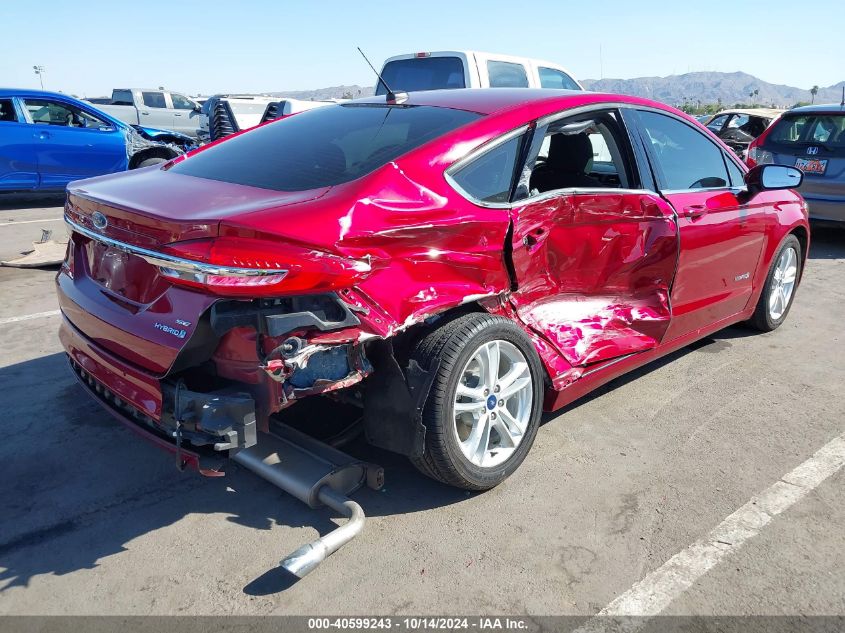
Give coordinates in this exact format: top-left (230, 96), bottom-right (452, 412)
top-left (0, 353), bottom-right (470, 597)
top-left (808, 224), bottom-right (845, 260)
top-left (0, 193), bottom-right (65, 211)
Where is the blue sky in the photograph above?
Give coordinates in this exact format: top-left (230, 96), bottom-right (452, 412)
top-left (1, 0), bottom-right (842, 96)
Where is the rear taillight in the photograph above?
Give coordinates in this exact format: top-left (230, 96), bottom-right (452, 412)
top-left (746, 116), bottom-right (778, 168)
top-left (158, 237), bottom-right (370, 297)
top-left (62, 238), bottom-right (75, 279)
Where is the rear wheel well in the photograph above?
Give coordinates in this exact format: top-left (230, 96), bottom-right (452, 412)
top-left (129, 147), bottom-right (178, 169)
top-left (790, 225), bottom-right (809, 280)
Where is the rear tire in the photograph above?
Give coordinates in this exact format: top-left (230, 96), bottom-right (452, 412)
top-left (748, 234), bottom-right (801, 332)
top-left (409, 313), bottom-right (544, 490)
top-left (136, 157), bottom-right (168, 168)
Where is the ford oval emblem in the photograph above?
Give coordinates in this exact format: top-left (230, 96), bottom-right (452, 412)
top-left (92, 212), bottom-right (108, 230)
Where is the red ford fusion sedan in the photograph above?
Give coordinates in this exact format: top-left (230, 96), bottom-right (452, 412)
top-left (58, 89), bottom-right (809, 492)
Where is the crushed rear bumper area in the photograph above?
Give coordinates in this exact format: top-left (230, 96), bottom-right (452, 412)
top-left (61, 315), bottom-right (257, 474)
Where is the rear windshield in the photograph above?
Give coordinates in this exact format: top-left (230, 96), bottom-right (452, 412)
top-left (375, 57), bottom-right (466, 95)
top-left (767, 113), bottom-right (845, 155)
top-left (170, 104), bottom-right (480, 191)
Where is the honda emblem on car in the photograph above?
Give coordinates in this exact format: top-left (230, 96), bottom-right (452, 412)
top-left (91, 211), bottom-right (108, 230)
top-left (806, 146), bottom-right (819, 155)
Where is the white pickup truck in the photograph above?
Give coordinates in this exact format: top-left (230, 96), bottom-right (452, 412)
top-left (376, 50), bottom-right (584, 94)
top-left (87, 89), bottom-right (203, 137)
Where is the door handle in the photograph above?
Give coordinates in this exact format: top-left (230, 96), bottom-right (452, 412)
top-left (682, 205), bottom-right (708, 219)
top-left (141, 111), bottom-right (150, 116)
top-left (174, 113), bottom-right (182, 117)
top-left (33, 131), bottom-right (50, 139)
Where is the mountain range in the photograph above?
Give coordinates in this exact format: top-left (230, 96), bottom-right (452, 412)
top-left (273, 72), bottom-right (844, 107)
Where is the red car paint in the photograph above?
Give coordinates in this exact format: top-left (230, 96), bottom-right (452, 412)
top-left (56, 89), bottom-right (809, 470)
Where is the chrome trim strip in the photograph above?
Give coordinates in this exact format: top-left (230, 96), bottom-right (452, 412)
top-left (64, 216), bottom-right (288, 278)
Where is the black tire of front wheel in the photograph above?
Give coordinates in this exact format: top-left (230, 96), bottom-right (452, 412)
top-left (409, 313), bottom-right (544, 491)
top-left (748, 234), bottom-right (802, 332)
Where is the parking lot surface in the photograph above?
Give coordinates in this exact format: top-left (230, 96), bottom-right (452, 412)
top-left (0, 196), bottom-right (843, 617)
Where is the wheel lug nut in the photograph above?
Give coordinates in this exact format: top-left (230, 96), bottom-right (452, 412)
top-left (484, 389), bottom-right (489, 396)
top-left (494, 385), bottom-right (500, 393)
top-left (498, 400), bottom-right (504, 407)
top-left (491, 412), bottom-right (497, 419)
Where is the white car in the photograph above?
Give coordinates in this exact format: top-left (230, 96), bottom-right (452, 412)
top-left (376, 50), bottom-right (583, 94)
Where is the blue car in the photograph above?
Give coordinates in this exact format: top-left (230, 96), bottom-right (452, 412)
top-left (0, 89), bottom-right (197, 192)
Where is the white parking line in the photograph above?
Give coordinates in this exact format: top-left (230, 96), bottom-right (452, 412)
top-left (0, 218), bottom-right (64, 227)
top-left (0, 310), bottom-right (61, 325)
top-left (576, 431), bottom-right (845, 632)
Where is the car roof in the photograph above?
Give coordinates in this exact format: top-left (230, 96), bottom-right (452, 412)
top-left (783, 103), bottom-right (845, 115)
top-left (0, 88), bottom-right (82, 100)
top-left (354, 88), bottom-right (618, 115)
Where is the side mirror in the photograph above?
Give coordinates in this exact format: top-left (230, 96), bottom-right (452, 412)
top-left (193, 104), bottom-right (202, 113)
top-left (744, 164), bottom-right (802, 198)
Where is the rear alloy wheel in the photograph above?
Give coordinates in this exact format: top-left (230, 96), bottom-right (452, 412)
top-left (410, 313), bottom-right (544, 490)
top-left (749, 234), bottom-right (801, 332)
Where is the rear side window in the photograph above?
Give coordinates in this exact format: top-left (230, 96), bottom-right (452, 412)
top-left (449, 134), bottom-right (523, 203)
top-left (0, 99), bottom-right (17, 122)
top-left (768, 114), bottom-right (845, 152)
top-left (170, 104), bottom-right (480, 192)
top-left (142, 92), bottom-right (167, 108)
top-left (538, 67), bottom-right (580, 90)
top-left (376, 57), bottom-right (465, 95)
top-left (706, 114), bottom-right (729, 132)
top-left (112, 90), bottom-right (134, 106)
top-left (638, 110), bottom-right (730, 190)
top-left (487, 61), bottom-right (529, 88)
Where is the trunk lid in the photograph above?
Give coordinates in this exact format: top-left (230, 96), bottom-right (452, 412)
top-left (61, 167), bottom-right (330, 375)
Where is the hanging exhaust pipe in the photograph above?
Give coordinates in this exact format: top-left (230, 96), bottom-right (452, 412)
top-left (231, 423), bottom-right (383, 579)
top-left (279, 486), bottom-right (365, 578)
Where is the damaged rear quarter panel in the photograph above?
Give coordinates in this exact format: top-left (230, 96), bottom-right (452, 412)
top-left (220, 135), bottom-right (518, 337)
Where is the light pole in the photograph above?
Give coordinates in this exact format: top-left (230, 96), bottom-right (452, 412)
top-left (33, 65), bottom-right (45, 89)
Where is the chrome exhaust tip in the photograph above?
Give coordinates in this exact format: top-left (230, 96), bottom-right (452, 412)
top-left (281, 542), bottom-right (328, 579)
top-left (231, 427), bottom-right (377, 581)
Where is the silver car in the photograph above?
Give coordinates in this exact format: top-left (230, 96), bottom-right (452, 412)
top-left (749, 103), bottom-right (845, 223)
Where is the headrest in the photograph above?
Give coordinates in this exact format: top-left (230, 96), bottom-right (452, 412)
top-left (546, 132), bottom-right (593, 172)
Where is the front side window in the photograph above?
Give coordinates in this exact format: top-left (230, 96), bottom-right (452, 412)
top-left (0, 99), bottom-right (17, 122)
top-left (526, 110), bottom-right (634, 196)
top-left (170, 93), bottom-right (195, 110)
top-left (449, 134), bottom-right (523, 203)
top-left (487, 61), bottom-right (529, 88)
top-left (23, 99), bottom-right (108, 129)
top-left (638, 110), bottom-right (730, 190)
top-left (538, 67), bottom-right (580, 90)
top-left (170, 104), bottom-right (480, 191)
top-left (724, 152), bottom-right (746, 187)
top-left (376, 57), bottom-right (465, 95)
top-left (142, 92), bottom-right (167, 108)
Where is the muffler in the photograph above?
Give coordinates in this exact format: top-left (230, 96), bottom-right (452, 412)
top-left (231, 423), bottom-right (383, 579)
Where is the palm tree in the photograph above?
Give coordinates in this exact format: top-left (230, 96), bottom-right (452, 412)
top-left (810, 85), bottom-right (819, 104)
